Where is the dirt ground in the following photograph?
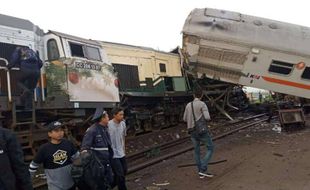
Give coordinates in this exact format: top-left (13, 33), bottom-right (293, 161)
top-left (127, 116), bottom-right (310, 190)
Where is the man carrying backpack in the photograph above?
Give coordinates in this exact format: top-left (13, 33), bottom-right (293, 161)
top-left (7, 46), bottom-right (43, 110)
top-left (183, 88), bottom-right (214, 179)
top-left (80, 108), bottom-right (114, 190)
top-left (0, 126), bottom-right (33, 190)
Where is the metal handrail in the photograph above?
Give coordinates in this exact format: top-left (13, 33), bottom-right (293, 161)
top-left (0, 57), bottom-right (45, 104)
top-left (40, 63), bottom-right (46, 102)
top-left (0, 58), bottom-right (20, 103)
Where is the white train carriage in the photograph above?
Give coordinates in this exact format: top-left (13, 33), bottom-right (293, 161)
top-left (182, 8), bottom-right (310, 99)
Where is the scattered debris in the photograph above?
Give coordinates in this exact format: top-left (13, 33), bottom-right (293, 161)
top-left (145, 186), bottom-right (161, 190)
top-left (135, 178), bottom-right (142, 183)
top-left (178, 159), bottom-right (227, 168)
top-left (153, 182), bottom-right (170, 186)
top-left (272, 125), bottom-right (282, 133)
top-left (273, 153), bottom-right (284, 157)
top-left (287, 149), bottom-right (302, 153)
top-left (265, 141), bottom-right (280, 145)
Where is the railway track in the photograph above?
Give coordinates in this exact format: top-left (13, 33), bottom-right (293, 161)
top-left (33, 113), bottom-right (268, 189)
top-left (127, 113), bottom-right (269, 174)
top-left (126, 113), bottom-right (267, 162)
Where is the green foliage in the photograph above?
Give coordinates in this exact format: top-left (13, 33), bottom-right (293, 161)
top-left (46, 63), bottom-right (68, 97)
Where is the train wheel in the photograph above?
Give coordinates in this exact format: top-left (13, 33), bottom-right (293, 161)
top-left (162, 116), bottom-right (171, 129)
top-left (129, 120), bottom-right (144, 136)
top-left (152, 114), bottom-right (165, 131)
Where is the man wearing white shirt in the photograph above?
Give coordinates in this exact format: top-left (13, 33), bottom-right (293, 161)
top-left (108, 108), bottom-right (127, 190)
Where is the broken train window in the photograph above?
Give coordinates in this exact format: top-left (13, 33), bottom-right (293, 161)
top-left (69, 42), bottom-right (101, 61)
top-left (69, 42), bottom-right (84, 58)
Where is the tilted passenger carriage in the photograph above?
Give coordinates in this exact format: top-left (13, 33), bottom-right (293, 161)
top-left (182, 8), bottom-right (310, 129)
top-left (182, 8), bottom-right (310, 99)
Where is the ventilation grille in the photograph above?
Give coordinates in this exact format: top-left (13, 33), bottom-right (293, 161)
top-left (198, 47), bottom-right (247, 65)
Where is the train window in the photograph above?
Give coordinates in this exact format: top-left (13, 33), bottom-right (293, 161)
top-left (301, 67), bottom-right (310, 80)
top-left (85, 46), bottom-right (101, 61)
top-left (159, 63), bottom-right (166, 72)
top-left (69, 42), bottom-right (84, 58)
top-left (47, 39), bottom-right (60, 60)
top-left (204, 8), bottom-right (241, 22)
top-left (268, 60), bottom-right (294, 75)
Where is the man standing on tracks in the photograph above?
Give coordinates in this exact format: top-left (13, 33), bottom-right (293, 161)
top-left (108, 108), bottom-right (128, 190)
top-left (0, 125), bottom-right (33, 190)
top-left (81, 108), bottom-right (114, 190)
top-left (7, 46), bottom-right (43, 110)
top-left (183, 89), bottom-right (214, 179)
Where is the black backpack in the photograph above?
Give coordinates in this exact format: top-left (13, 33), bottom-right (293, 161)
top-left (71, 151), bottom-right (90, 184)
top-left (71, 151), bottom-right (111, 190)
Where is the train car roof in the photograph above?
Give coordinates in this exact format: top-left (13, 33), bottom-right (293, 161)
top-left (100, 41), bottom-right (179, 57)
top-left (0, 14), bottom-right (43, 35)
top-left (48, 30), bottom-right (101, 47)
top-left (183, 8), bottom-right (310, 56)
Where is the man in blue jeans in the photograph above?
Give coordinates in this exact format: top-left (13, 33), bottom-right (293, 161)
top-left (183, 89), bottom-right (214, 179)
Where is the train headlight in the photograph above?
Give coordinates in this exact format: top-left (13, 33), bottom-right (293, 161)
top-left (296, 62), bottom-right (306, 70)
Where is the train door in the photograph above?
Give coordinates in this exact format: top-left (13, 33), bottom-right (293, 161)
top-left (43, 33), bottom-right (68, 107)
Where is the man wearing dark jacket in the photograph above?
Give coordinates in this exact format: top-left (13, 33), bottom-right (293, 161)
top-left (7, 46), bottom-right (43, 109)
top-left (81, 108), bottom-right (114, 190)
top-left (0, 126), bottom-right (33, 190)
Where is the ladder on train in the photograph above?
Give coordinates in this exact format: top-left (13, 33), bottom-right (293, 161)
top-left (11, 101), bottom-right (37, 161)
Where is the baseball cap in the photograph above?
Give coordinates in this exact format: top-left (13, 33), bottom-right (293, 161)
top-left (92, 107), bottom-right (107, 121)
top-left (47, 121), bottom-right (64, 132)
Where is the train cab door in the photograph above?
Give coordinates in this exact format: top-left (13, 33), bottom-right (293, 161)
top-left (43, 33), bottom-right (68, 104)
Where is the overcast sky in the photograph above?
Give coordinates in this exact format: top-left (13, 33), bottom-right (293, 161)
top-left (1, 0), bottom-right (309, 52)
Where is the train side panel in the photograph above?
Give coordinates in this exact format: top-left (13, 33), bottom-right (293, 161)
top-left (101, 42), bottom-right (182, 82)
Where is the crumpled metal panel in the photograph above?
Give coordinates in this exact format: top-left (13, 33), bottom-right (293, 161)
top-left (183, 8), bottom-right (310, 56)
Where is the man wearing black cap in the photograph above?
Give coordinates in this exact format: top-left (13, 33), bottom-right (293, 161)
top-left (29, 121), bottom-right (79, 190)
top-left (81, 108), bottom-right (113, 190)
top-left (0, 125), bottom-right (33, 190)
